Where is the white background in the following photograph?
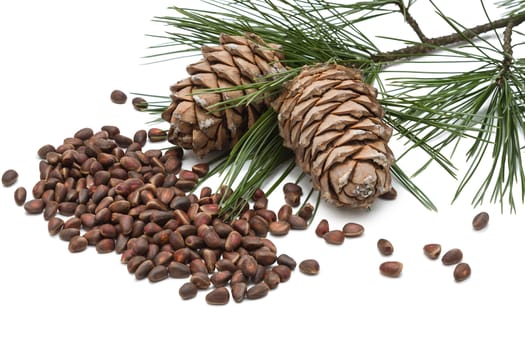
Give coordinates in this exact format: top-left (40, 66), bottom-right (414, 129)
top-left (0, 1), bottom-right (523, 349)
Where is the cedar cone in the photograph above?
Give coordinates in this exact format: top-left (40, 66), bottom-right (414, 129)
top-left (272, 64), bottom-right (394, 208)
top-left (162, 33), bottom-right (286, 157)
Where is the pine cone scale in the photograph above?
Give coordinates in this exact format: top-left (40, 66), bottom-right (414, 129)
top-left (187, 60), bottom-right (213, 74)
top-left (317, 89), bottom-right (359, 104)
top-left (174, 101), bottom-right (196, 124)
top-left (223, 44), bottom-right (253, 63)
top-left (233, 57), bottom-right (262, 80)
top-left (329, 161), bottom-right (355, 192)
top-left (202, 46), bottom-right (235, 66)
top-left (353, 94), bottom-right (384, 115)
top-left (190, 73), bottom-right (217, 89)
top-left (173, 85), bottom-right (193, 102)
top-left (332, 100), bottom-right (371, 117)
top-left (299, 80), bottom-right (340, 102)
top-left (302, 103), bottom-right (340, 130)
top-left (211, 64), bottom-right (242, 85)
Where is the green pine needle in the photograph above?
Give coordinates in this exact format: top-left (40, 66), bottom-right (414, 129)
top-left (213, 109), bottom-right (295, 221)
top-left (148, 0), bottom-right (392, 67)
top-left (386, 4), bottom-right (525, 212)
top-left (498, 0), bottom-right (525, 15)
top-left (391, 164), bottom-right (437, 211)
top-left (194, 67), bottom-right (302, 113)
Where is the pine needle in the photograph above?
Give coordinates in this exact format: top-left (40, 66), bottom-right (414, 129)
top-left (497, 0), bottom-right (525, 15)
top-left (213, 109), bottom-right (295, 221)
top-left (388, 6), bottom-right (525, 212)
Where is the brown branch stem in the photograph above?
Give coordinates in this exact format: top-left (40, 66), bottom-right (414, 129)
top-left (502, 22), bottom-right (514, 69)
top-left (497, 21), bottom-right (515, 85)
top-left (397, 1), bottom-right (429, 43)
top-left (372, 12), bottom-right (525, 63)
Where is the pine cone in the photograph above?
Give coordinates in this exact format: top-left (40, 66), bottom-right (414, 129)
top-left (272, 64), bottom-right (394, 208)
top-left (162, 33), bottom-right (286, 157)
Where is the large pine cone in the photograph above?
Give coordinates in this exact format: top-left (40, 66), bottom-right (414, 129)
top-left (161, 33), bottom-right (286, 157)
top-left (272, 64), bottom-right (394, 208)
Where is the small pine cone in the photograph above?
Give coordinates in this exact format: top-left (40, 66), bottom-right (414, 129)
top-left (272, 64), bottom-right (394, 208)
top-left (162, 33), bottom-right (286, 157)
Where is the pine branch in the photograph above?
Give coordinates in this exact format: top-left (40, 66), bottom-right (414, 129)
top-left (387, 5), bottom-right (525, 212)
top-left (373, 11), bottom-right (525, 62)
top-left (396, 0), bottom-right (429, 43)
top-left (145, 0), bottom-right (525, 212)
top-left (498, 20), bottom-right (515, 84)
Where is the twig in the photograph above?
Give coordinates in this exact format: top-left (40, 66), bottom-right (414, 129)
top-left (373, 12), bottom-right (525, 62)
top-left (397, 1), bottom-right (429, 43)
top-left (501, 21), bottom-right (514, 74)
top-left (496, 20), bottom-right (514, 85)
